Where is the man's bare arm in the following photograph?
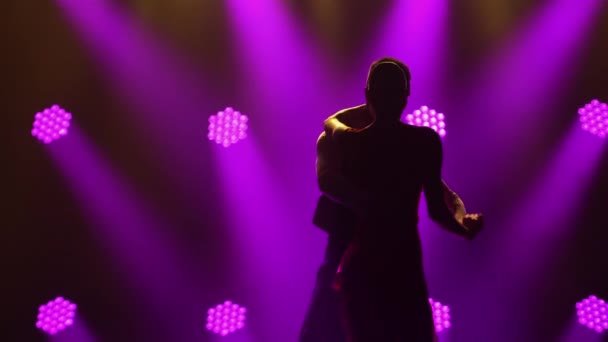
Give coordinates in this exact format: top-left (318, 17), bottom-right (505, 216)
top-left (422, 129), bottom-right (474, 239)
top-left (442, 180), bottom-right (466, 223)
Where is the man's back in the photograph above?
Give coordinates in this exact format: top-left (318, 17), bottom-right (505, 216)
top-left (341, 123), bottom-right (439, 243)
top-left (336, 124), bottom-right (440, 342)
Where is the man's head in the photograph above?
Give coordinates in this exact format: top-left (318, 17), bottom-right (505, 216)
top-left (365, 57), bottom-right (411, 122)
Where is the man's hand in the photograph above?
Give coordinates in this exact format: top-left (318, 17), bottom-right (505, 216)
top-left (462, 213), bottom-right (484, 239)
top-left (324, 116), bottom-right (353, 137)
top-left (333, 126), bottom-right (359, 138)
top-left (333, 123), bottom-right (378, 150)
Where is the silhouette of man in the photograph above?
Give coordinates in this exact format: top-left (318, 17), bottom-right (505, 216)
top-left (332, 59), bottom-right (482, 341)
top-left (299, 58), bottom-right (481, 342)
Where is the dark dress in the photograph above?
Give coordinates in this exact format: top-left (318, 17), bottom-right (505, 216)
top-left (335, 123), bottom-right (438, 342)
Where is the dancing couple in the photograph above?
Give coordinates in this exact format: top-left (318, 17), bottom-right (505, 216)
top-left (300, 58), bottom-right (484, 342)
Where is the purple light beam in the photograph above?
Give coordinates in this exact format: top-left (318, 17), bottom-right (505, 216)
top-left (45, 126), bottom-right (201, 339)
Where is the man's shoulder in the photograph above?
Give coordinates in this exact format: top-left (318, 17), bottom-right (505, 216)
top-left (316, 131), bottom-right (328, 143)
top-left (401, 123), bottom-right (439, 140)
top-left (330, 104), bottom-right (367, 119)
top-left (316, 131), bottom-right (333, 149)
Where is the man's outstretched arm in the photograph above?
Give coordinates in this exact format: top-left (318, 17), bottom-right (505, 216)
top-left (441, 181), bottom-right (484, 234)
top-left (422, 129), bottom-right (477, 239)
top-left (442, 180), bottom-right (466, 223)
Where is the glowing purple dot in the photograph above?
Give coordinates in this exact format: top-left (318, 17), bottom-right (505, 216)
top-left (206, 300), bottom-right (247, 337)
top-left (208, 107), bottom-right (249, 148)
top-left (35, 296), bottom-right (77, 335)
top-left (576, 295), bottom-right (608, 333)
top-left (31, 105), bottom-right (72, 144)
top-left (429, 298), bottom-right (451, 334)
top-left (405, 106), bottom-right (446, 138)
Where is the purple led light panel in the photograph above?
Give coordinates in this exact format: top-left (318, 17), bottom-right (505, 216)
top-left (208, 107), bottom-right (249, 147)
top-left (576, 295), bottom-right (608, 333)
top-left (429, 298), bottom-right (451, 333)
top-left (579, 99), bottom-right (608, 138)
top-left (35, 297), bottom-right (77, 335)
top-left (206, 301), bottom-right (247, 337)
top-left (31, 105), bottom-right (72, 144)
top-left (405, 106), bottom-right (446, 138)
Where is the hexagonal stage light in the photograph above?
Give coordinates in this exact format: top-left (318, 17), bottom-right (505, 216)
top-left (208, 107), bottom-right (249, 147)
top-left (35, 296), bottom-right (77, 335)
top-left (578, 99), bottom-right (608, 138)
top-left (405, 106), bottom-right (446, 138)
top-left (429, 298), bottom-right (451, 333)
top-left (576, 295), bottom-right (608, 333)
top-left (31, 105), bottom-right (72, 144)
top-left (206, 300), bottom-right (247, 337)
